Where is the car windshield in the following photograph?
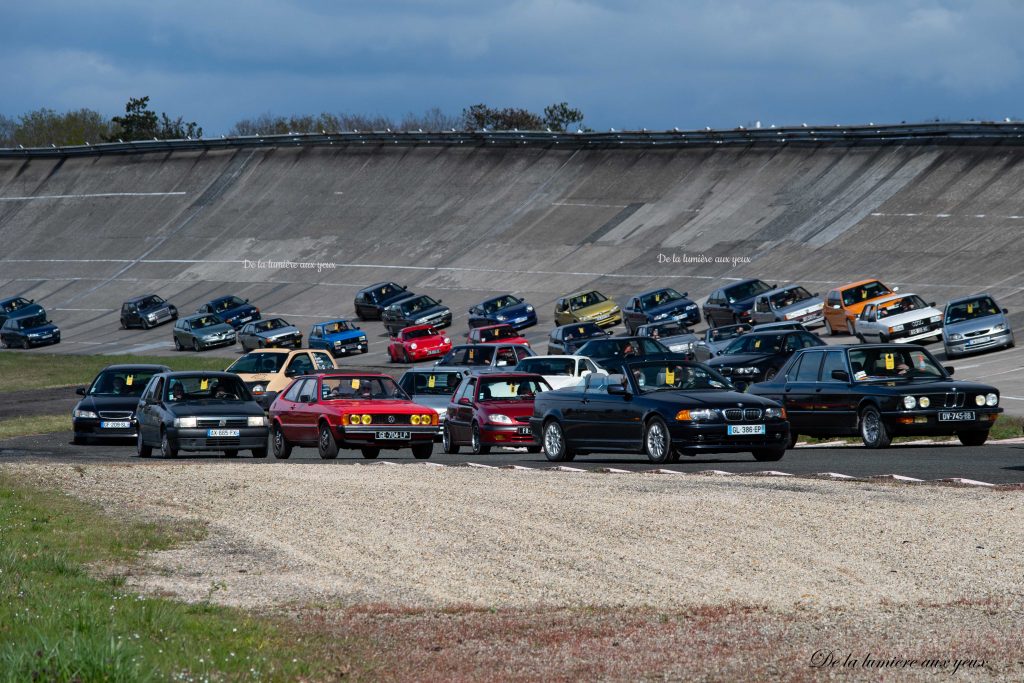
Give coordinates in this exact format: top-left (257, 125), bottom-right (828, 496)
top-left (255, 319), bottom-right (288, 332)
top-left (401, 295), bottom-right (438, 314)
top-left (192, 316), bottom-right (221, 329)
top-left (404, 327), bottom-right (437, 340)
top-left (561, 323), bottom-right (603, 341)
top-left (89, 369), bottom-right (160, 397)
top-left (477, 377), bottom-right (550, 401)
top-left (848, 348), bottom-right (945, 381)
top-left (322, 321), bottom-right (351, 334)
top-left (480, 326), bottom-right (518, 341)
top-left (581, 338), bottom-right (666, 357)
top-left (516, 358), bottom-right (575, 375)
top-left (877, 295), bottom-right (928, 318)
top-left (399, 371), bottom-right (462, 396)
top-left (322, 376), bottom-right (407, 400)
top-left (483, 295), bottom-right (520, 313)
top-left (17, 314), bottom-right (47, 329)
top-left (568, 291), bottom-right (607, 310)
top-left (769, 287), bottom-right (812, 308)
top-left (639, 321), bottom-right (690, 338)
top-left (630, 362), bottom-right (732, 393)
top-left (945, 297), bottom-right (1001, 324)
top-left (841, 281), bottom-right (891, 306)
top-left (640, 289), bottom-right (684, 308)
top-left (439, 345), bottom-right (496, 366)
top-left (138, 295), bottom-right (165, 309)
top-left (165, 375), bottom-right (249, 402)
top-left (706, 324), bottom-right (751, 342)
top-left (226, 352), bottom-right (288, 374)
top-left (1, 298), bottom-right (31, 313)
top-left (723, 334), bottom-right (785, 355)
top-left (377, 283), bottom-right (403, 299)
top-left (214, 296), bottom-right (246, 312)
top-left (725, 280), bottom-right (772, 302)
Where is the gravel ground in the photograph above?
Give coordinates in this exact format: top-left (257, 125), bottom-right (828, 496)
top-left (5, 462), bottom-right (1022, 614)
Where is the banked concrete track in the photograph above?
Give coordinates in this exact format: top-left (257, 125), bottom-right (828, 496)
top-left (1, 135), bottom-right (1022, 410)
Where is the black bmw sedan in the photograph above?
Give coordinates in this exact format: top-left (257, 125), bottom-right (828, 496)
top-left (747, 344), bottom-right (1003, 448)
top-left (72, 364), bottom-right (171, 444)
top-left (706, 329), bottom-right (825, 384)
top-left (530, 360), bottom-right (789, 464)
top-left (135, 371), bottom-right (269, 458)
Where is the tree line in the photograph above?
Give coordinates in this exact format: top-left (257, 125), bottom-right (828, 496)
top-left (0, 97), bottom-right (585, 147)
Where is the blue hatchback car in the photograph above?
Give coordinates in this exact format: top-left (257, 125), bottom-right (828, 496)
top-left (0, 311), bottom-right (60, 349)
top-left (195, 295), bottom-right (261, 329)
top-left (308, 319), bottom-right (368, 357)
top-left (467, 294), bottom-right (538, 330)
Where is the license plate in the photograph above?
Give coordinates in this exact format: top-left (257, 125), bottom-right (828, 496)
top-left (208, 429), bottom-right (240, 437)
top-left (727, 424), bottom-right (766, 435)
top-left (967, 336), bottom-right (990, 346)
top-left (427, 348), bottom-right (440, 354)
top-left (517, 426), bottom-right (531, 435)
top-left (376, 430), bottom-right (410, 440)
top-left (938, 411), bottom-right (975, 422)
top-left (240, 316), bottom-right (252, 323)
top-left (100, 421), bottom-right (131, 429)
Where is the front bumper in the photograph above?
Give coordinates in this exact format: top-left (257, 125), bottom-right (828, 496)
top-left (73, 417), bottom-right (137, 439)
top-left (330, 339), bottom-right (368, 355)
top-left (504, 311), bottom-right (538, 330)
top-left (945, 329), bottom-right (1014, 356)
top-left (668, 421), bottom-right (790, 451)
top-left (587, 311), bottom-right (622, 328)
top-left (889, 322), bottom-right (943, 343)
top-left (168, 426), bottom-right (269, 451)
top-left (265, 334), bottom-right (303, 349)
top-left (334, 424), bottom-right (436, 449)
top-left (25, 334), bottom-right (61, 347)
top-left (883, 408), bottom-right (1002, 435)
top-left (408, 345), bottom-right (448, 361)
top-left (481, 423), bottom-right (539, 447)
top-left (199, 335), bottom-right (236, 349)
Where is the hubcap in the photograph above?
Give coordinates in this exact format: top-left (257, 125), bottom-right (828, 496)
top-left (472, 427), bottom-right (480, 451)
top-left (544, 423), bottom-right (562, 455)
top-left (274, 429), bottom-right (283, 452)
top-left (647, 423), bottom-right (666, 459)
top-left (863, 412), bottom-right (879, 443)
top-left (320, 428), bottom-right (329, 450)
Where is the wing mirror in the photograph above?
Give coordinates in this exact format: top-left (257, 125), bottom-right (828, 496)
top-left (298, 394), bottom-right (312, 403)
top-left (458, 397), bottom-right (472, 406)
top-left (944, 366), bottom-right (955, 376)
top-left (607, 382), bottom-right (628, 396)
top-left (285, 368), bottom-right (298, 377)
top-left (733, 380), bottom-right (749, 392)
top-left (75, 387), bottom-right (86, 396)
top-left (893, 286), bottom-right (900, 292)
top-left (1002, 308), bottom-right (1009, 314)
top-left (929, 301), bottom-right (936, 307)
top-left (831, 369), bottom-right (850, 382)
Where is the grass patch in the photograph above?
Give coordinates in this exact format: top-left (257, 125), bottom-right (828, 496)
top-left (0, 471), bottom-right (358, 682)
top-left (0, 352), bottom-right (229, 394)
top-left (0, 415), bottom-right (69, 440)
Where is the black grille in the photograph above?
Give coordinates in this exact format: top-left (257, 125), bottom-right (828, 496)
top-left (370, 414), bottom-right (412, 425)
top-left (197, 417), bottom-right (249, 428)
top-left (723, 408), bottom-right (762, 421)
top-left (99, 411), bottom-right (133, 419)
top-left (744, 408), bottom-right (762, 421)
top-left (204, 438), bottom-right (241, 447)
top-left (944, 392), bottom-right (966, 409)
top-left (965, 329), bottom-right (991, 338)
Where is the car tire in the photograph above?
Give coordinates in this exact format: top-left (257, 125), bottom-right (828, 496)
top-left (644, 416), bottom-right (672, 464)
top-left (141, 318), bottom-right (151, 330)
top-left (879, 333), bottom-right (889, 344)
top-left (240, 340), bottom-right (248, 352)
top-left (543, 419), bottom-right (573, 462)
top-left (318, 423), bottom-right (339, 459)
top-left (223, 449), bottom-right (238, 458)
top-left (957, 430), bottom-right (989, 447)
top-left (401, 348), bottom-right (411, 363)
top-left (361, 447), bottom-right (380, 459)
top-left (442, 423), bottom-right (460, 454)
top-left (944, 348), bottom-right (958, 360)
top-left (846, 320), bottom-right (856, 336)
top-left (251, 447), bottom-right (268, 459)
top-left (471, 422), bottom-right (491, 455)
top-left (412, 442), bottom-right (433, 459)
top-left (120, 317), bottom-right (128, 329)
top-left (272, 424), bottom-right (292, 459)
top-left (763, 367), bottom-right (777, 381)
top-left (21, 338), bottom-right (30, 349)
top-left (137, 431), bottom-right (152, 458)
top-left (191, 339), bottom-right (200, 352)
top-left (72, 433), bottom-right (86, 445)
top-left (160, 429), bottom-right (178, 458)
top-left (859, 405), bottom-right (891, 449)
top-left (174, 337), bottom-right (183, 351)
top-left (753, 448), bottom-right (785, 461)
top-left (787, 432), bottom-right (799, 449)
top-left (825, 318), bottom-right (838, 336)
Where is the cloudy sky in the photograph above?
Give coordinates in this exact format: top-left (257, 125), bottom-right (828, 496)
top-left (2, 0), bottom-right (1023, 135)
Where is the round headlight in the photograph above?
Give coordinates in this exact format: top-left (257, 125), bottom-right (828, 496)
top-left (410, 343), bottom-right (418, 350)
top-left (975, 394), bottom-right (986, 406)
top-left (903, 396), bottom-right (917, 410)
top-left (411, 414), bottom-right (421, 425)
top-left (526, 305), bottom-right (534, 312)
top-left (423, 414), bottom-right (433, 424)
top-left (349, 414), bottom-right (360, 425)
top-left (361, 414), bottom-right (372, 425)
top-left (919, 396), bottom-right (930, 408)
top-left (986, 393), bottom-right (998, 407)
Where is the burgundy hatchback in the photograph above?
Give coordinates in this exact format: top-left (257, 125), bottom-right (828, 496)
top-left (442, 371), bottom-right (551, 455)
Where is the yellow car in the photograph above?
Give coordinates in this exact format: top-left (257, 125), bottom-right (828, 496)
top-left (553, 290), bottom-right (622, 328)
top-left (225, 348), bottom-right (337, 408)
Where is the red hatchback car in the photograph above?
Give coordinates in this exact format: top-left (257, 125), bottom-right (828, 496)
top-left (466, 324), bottom-right (531, 347)
top-left (269, 372), bottom-right (437, 460)
top-left (387, 325), bottom-right (452, 363)
top-left (442, 372), bottom-right (550, 455)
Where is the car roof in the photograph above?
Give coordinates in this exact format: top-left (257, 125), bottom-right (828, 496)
top-left (835, 278), bottom-right (887, 290)
top-left (315, 318), bottom-right (350, 325)
top-left (633, 287), bottom-right (681, 297)
top-left (100, 364), bottom-right (172, 372)
top-left (0, 296), bottom-right (29, 304)
top-left (871, 293), bottom-right (917, 305)
top-left (946, 292), bottom-right (998, 306)
top-left (758, 284), bottom-right (806, 296)
top-left (210, 295), bottom-right (240, 303)
top-left (563, 289), bottom-right (605, 298)
top-left (358, 281), bottom-right (402, 293)
top-left (519, 354), bottom-right (583, 361)
top-left (475, 323), bottom-right (515, 331)
top-left (741, 330), bottom-right (802, 338)
top-left (402, 367), bottom-right (466, 374)
top-left (124, 294), bottom-right (159, 303)
top-left (185, 312), bottom-right (224, 321)
top-left (722, 278), bottom-right (767, 289)
top-left (159, 371), bottom-right (238, 379)
top-left (473, 371), bottom-right (544, 379)
top-left (313, 371), bottom-right (388, 379)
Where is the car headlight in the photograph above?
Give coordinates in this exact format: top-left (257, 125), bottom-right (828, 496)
top-left (675, 408), bottom-right (716, 422)
top-left (736, 366), bottom-right (759, 375)
top-left (489, 414), bottom-right (514, 425)
top-left (930, 315), bottom-right (941, 323)
top-left (919, 396), bottom-right (930, 408)
top-left (436, 408), bottom-right (447, 419)
top-left (410, 342), bottom-right (418, 350)
top-left (411, 414), bottom-right (422, 425)
top-left (443, 337), bottom-right (451, 344)
top-left (422, 413), bottom-right (435, 425)
top-left (147, 313), bottom-right (158, 320)
top-left (992, 324), bottom-right (1006, 332)
top-left (890, 325), bottom-right (905, 333)
top-left (986, 393), bottom-right (998, 407)
top-left (73, 409), bottom-right (97, 419)
top-left (174, 417), bottom-right (197, 428)
top-left (903, 395), bottom-right (917, 410)
top-left (949, 333), bottom-right (964, 341)
top-left (669, 344), bottom-right (690, 353)
top-left (359, 336), bottom-right (367, 342)
top-left (526, 305), bottom-right (534, 312)
top-left (248, 416), bottom-right (267, 427)
top-left (653, 312), bottom-right (668, 321)
top-left (610, 305), bottom-right (620, 313)
top-left (496, 315), bottom-right (506, 321)
top-left (764, 407), bottom-right (785, 419)
top-left (415, 317), bottom-right (430, 324)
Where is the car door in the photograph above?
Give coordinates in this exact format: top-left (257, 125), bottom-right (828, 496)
top-left (308, 325), bottom-right (322, 350)
top-left (624, 297), bottom-right (643, 333)
top-left (751, 295), bottom-right (772, 325)
top-left (448, 377), bottom-right (476, 443)
top-left (137, 377), bottom-right (165, 444)
top-left (705, 290), bottom-right (725, 326)
top-left (857, 304), bottom-right (879, 341)
top-left (274, 378), bottom-right (306, 440)
top-left (239, 323), bottom-right (253, 349)
top-left (824, 290), bottom-right (843, 331)
top-left (291, 378), bottom-right (321, 444)
top-left (780, 351), bottom-right (823, 430)
top-left (814, 350), bottom-right (857, 432)
top-left (547, 328), bottom-right (563, 354)
top-left (554, 298), bottom-right (569, 326)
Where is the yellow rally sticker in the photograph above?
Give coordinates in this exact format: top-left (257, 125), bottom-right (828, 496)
top-left (351, 378), bottom-right (360, 389)
top-left (967, 303), bottom-right (974, 313)
top-left (578, 327), bottom-right (584, 333)
top-left (200, 378), bottom-right (209, 390)
top-left (665, 369), bottom-right (675, 384)
top-left (125, 375), bottom-right (133, 386)
top-left (754, 339), bottom-right (761, 349)
top-left (468, 349), bottom-right (474, 359)
top-left (884, 353), bottom-right (895, 370)
top-left (427, 375), bottom-right (436, 388)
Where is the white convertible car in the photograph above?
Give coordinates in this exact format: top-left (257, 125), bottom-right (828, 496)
top-left (513, 355), bottom-right (607, 390)
top-left (853, 293), bottom-right (944, 344)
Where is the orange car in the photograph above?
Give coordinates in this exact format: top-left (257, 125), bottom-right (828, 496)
top-left (823, 279), bottom-right (898, 335)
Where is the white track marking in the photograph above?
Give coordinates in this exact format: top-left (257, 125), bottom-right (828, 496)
top-left (871, 211), bottom-right (1024, 220)
top-left (551, 201), bottom-right (630, 209)
top-left (0, 192), bottom-right (186, 201)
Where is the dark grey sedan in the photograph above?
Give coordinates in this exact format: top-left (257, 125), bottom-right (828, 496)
top-left (173, 314), bottom-right (236, 352)
top-left (239, 318), bottom-right (303, 352)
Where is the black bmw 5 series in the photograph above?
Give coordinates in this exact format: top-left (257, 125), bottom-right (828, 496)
top-left (530, 360), bottom-right (789, 464)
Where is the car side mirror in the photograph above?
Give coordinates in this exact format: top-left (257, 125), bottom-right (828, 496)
top-left (437, 298), bottom-right (443, 303)
top-left (244, 298), bottom-right (250, 303)
top-left (1002, 308), bottom-right (1009, 314)
top-left (458, 397), bottom-right (472, 406)
top-left (813, 292), bottom-right (819, 297)
top-left (831, 369), bottom-right (850, 382)
top-left (944, 366), bottom-right (955, 376)
top-left (682, 292), bottom-right (689, 298)
top-left (605, 330), bottom-right (613, 336)
top-left (607, 383), bottom-right (628, 396)
top-left (733, 380), bottom-right (749, 392)
top-left (285, 368), bottom-right (298, 377)
top-left (929, 301), bottom-right (936, 307)
top-left (893, 286), bottom-right (900, 292)
top-left (298, 394), bottom-right (312, 403)
top-left (75, 387), bottom-right (86, 396)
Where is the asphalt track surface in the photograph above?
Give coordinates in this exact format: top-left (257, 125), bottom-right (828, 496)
top-left (3, 431), bottom-right (1023, 485)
